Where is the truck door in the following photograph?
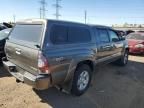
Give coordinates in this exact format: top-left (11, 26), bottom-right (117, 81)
top-left (108, 29), bottom-right (124, 58)
top-left (95, 28), bottom-right (113, 64)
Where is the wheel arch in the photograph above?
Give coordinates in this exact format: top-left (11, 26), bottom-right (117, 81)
top-left (76, 60), bottom-right (94, 72)
top-left (61, 59), bottom-right (95, 93)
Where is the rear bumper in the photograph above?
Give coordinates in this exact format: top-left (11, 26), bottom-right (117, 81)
top-left (3, 60), bottom-right (51, 90)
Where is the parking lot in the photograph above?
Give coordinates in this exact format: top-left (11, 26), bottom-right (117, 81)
top-left (0, 55), bottom-right (144, 108)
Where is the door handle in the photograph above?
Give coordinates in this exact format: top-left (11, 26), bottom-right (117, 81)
top-left (15, 48), bottom-right (21, 55)
top-left (102, 45), bottom-right (111, 49)
top-left (16, 50), bottom-right (21, 55)
top-left (55, 57), bottom-right (65, 62)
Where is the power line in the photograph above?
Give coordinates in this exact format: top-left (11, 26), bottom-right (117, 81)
top-left (39, 0), bottom-right (47, 19)
top-left (53, 0), bottom-right (62, 20)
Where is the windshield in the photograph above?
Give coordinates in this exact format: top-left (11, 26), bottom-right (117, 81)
top-left (9, 24), bottom-right (43, 45)
top-left (0, 28), bottom-right (11, 40)
top-left (127, 33), bottom-right (144, 40)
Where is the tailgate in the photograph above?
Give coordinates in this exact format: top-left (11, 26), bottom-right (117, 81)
top-left (5, 22), bottom-right (45, 75)
top-left (5, 42), bottom-right (39, 75)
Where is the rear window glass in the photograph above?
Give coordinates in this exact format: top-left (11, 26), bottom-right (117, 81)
top-left (127, 33), bottom-right (144, 40)
top-left (9, 24), bottom-right (43, 44)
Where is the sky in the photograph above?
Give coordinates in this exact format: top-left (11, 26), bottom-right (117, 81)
top-left (0, 0), bottom-right (144, 25)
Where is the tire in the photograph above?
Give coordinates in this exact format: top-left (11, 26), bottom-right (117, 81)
top-left (0, 57), bottom-right (2, 65)
top-left (71, 64), bottom-right (92, 96)
top-left (117, 50), bottom-right (129, 66)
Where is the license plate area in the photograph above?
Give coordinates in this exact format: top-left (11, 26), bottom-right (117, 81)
top-left (9, 66), bottom-right (17, 72)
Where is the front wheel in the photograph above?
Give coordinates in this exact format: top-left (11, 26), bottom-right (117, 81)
top-left (117, 50), bottom-right (129, 66)
top-left (71, 64), bottom-right (92, 96)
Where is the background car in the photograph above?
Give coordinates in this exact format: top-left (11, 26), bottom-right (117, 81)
top-left (0, 24), bottom-right (7, 31)
top-left (0, 28), bottom-right (11, 62)
top-left (138, 31), bottom-right (144, 33)
top-left (127, 32), bottom-right (144, 54)
top-left (0, 22), bottom-right (13, 31)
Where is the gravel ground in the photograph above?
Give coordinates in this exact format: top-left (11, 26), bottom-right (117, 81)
top-left (0, 55), bottom-right (144, 108)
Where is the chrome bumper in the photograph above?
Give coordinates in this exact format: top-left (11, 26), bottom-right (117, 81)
top-left (3, 60), bottom-right (51, 90)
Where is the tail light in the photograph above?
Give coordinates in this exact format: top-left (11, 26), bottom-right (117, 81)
top-left (38, 52), bottom-right (50, 74)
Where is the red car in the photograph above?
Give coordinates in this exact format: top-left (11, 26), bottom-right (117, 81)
top-left (127, 32), bottom-right (144, 54)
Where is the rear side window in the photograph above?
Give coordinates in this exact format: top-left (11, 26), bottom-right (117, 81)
top-left (50, 25), bottom-right (91, 44)
top-left (98, 29), bottom-right (110, 43)
top-left (68, 27), bottom-right (91, 43)
top-left (9, 24), bottom-right (43, 44)
top-left (50, 25), bottom-right (68, 44)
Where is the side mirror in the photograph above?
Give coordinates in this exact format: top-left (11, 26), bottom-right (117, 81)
top-left (112, 38), bottom-right (120, 42)
top-left (120, 36), bottom-right (126, 41)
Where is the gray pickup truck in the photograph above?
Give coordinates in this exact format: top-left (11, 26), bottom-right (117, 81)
top-left (3, 19), bottom-right (129, 96)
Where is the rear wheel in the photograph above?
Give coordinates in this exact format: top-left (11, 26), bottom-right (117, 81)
top-left (71, 64), bottom-right (92, 96)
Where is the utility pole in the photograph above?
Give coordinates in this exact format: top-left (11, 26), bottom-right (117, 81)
top-left (39, 0), bottom-right (47, 19)
top-left (84, 10), bottom-right (87, 24)
top-left (13, 14), bottom-right (16, 23)
top-left (53, 0), bottom-right (62, 20)
top-left (40, 7), bottom-right (42, 19)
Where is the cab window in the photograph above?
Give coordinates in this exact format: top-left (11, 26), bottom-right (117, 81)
top-left (97, 29), bottom-right (110, 43)
top-left (50, 25), bottom-right (68, 44)
top-left (108, 30), bottom-right (120, 42)
top-left (68, 26), bottom-right (91, 43)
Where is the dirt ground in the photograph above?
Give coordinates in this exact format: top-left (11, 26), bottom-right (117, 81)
top-left (0, 55), bottom-right (144, 108)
